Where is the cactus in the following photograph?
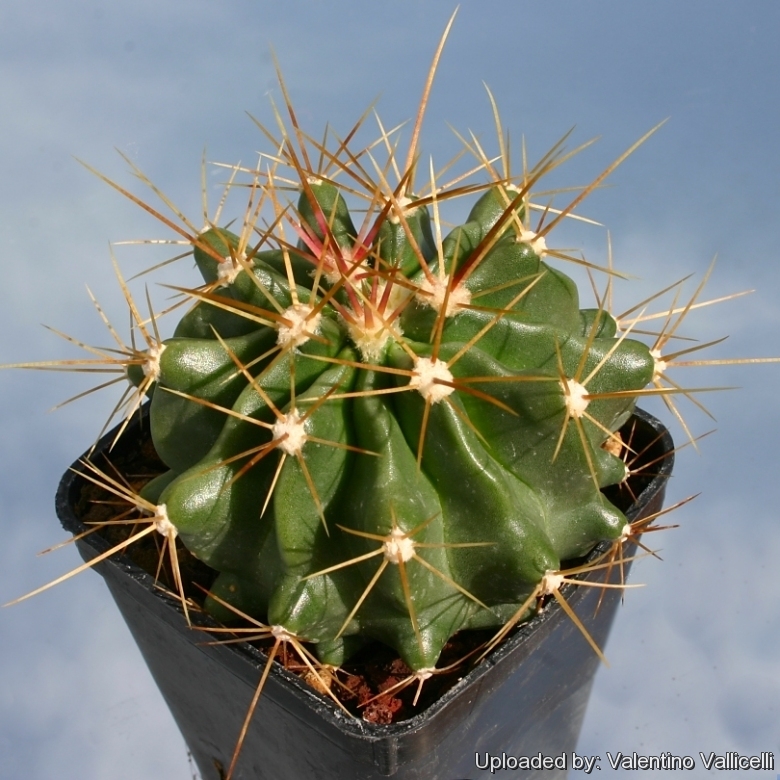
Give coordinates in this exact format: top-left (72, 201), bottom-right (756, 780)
top-left (9, 15), bottom-right (780, 738)
top-left (0, 52), bottom-right (703, 678)
top-left (111, 143), bottom-right (662, 674)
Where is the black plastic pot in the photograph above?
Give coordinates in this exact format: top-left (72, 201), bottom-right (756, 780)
top-left (57, 407), bottom-right (673, 780)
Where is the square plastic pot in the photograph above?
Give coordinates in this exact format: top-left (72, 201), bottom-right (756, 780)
top-left (56, 406), bottom-right (673, 780)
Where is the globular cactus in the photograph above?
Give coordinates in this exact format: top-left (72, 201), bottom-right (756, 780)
top-left (125, 166), bottom-right (657, 673)
top-left (5, 19), bottom-right (707, 683)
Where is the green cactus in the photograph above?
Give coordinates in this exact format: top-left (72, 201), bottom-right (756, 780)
top-left (10, 18), bottom-right (743, 687)
top-left (113, 157), bottom-right (656, 673)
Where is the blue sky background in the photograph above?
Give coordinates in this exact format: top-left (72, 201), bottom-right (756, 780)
top-left (1, 2), bottom-right (779, 778)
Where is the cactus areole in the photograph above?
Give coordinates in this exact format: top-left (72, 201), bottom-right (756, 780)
top-left (125, 168), bottom-right (657, 674)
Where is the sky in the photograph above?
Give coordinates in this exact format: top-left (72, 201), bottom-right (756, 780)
top-left (1, 2), bottom-right (780, 778)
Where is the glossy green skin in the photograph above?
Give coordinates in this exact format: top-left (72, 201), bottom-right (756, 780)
top-left (132, 182), bottom-right (655, 671)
